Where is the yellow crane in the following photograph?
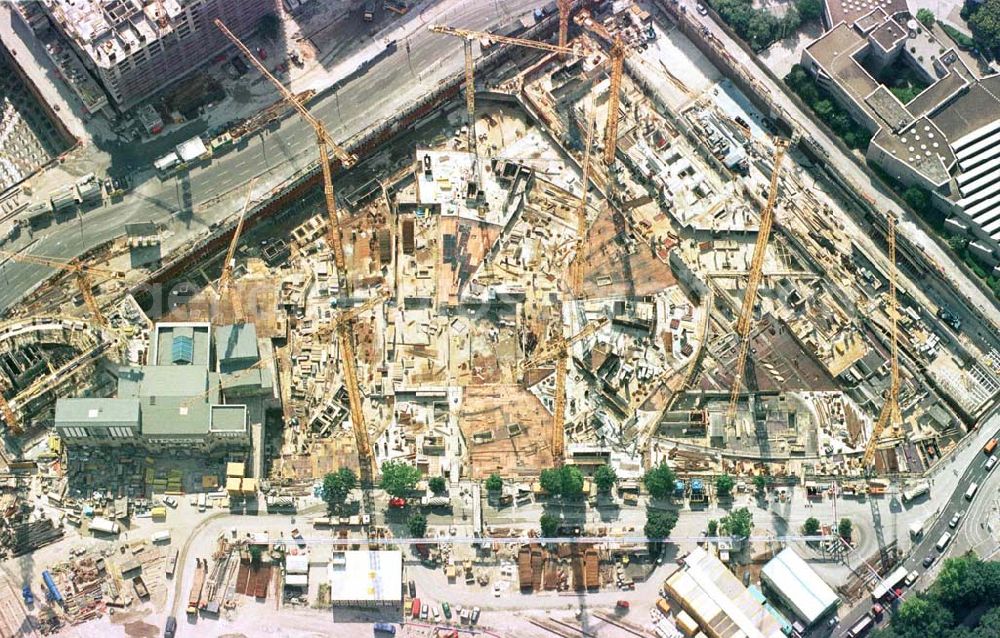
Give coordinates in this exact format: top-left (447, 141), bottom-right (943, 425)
top-left (574, 9), bottom-right (625, 165)
top-left (0, 250), bottom-right (123, 329)
top-left (862, 216), bottom-right (901, 469)
top-left (521, 316), bottom-right (609, 462)
top-left (571, 113), bottom-right (596, 296)
top-left (1, 381), bottom-right (20, 436)
top-left (427, 25), bottom-right (579, 172)
top-left (322, 289), bottom-right (392, 484)
top-left (557, 0), bottom-right (573, 54)
top-left (215, 19), bottom-right (357, 292)
top-left (217, 177), bottom-right (258, 324)
top-left (725, 138), bottom-right (789, 425)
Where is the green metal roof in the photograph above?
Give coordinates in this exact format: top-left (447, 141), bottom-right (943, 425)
top-left (139, 396), bottom-right (212, 436)
top-left (210, 405), bottom-right (247, 432)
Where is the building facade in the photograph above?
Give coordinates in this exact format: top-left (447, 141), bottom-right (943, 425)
top-left (41, 0), bottom-right (274, 111)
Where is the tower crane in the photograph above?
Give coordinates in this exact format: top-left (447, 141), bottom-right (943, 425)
top-left (862, 216), bottom-right (901, 469)
top-left (0, 250), bottom-right (123, 329)
top-left (725, 138), bottom-right (789, 426)
top-left (557, 0), bottom-right (573, 55)
top-left (571, 113), bottom-right (595, 296)
top-left (520, 316), bottom-right (609, 462)
top-left (573, 10), bottom-right (625, 165)
top-left (217, 177), bottom-right (257, 324)
top-left (215, 19), bottom-right (357, 293)
top-left (1, 381), bottom-right (20, 436)
top-left (427, 25), bottom-right (579, 187)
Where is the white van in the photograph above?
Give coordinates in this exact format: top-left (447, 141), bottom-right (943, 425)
top-left (936, 532), bottom-right (952, 551)
top-left (151, 530), bottom-right (171, 543)
top-left (965, 483), bottom-right (979, 500)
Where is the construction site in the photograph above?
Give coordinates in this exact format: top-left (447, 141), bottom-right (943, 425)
top-left (0, 0), bottom-right (999, 636)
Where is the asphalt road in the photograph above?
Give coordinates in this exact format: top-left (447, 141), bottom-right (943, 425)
top-left (0, 0), bottom-right (544, 311)
top-left (834, 403), bottom-right (1000, 637)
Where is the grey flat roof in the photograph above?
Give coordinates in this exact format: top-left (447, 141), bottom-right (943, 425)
top-left (116, 365), bottom-right (211, 398)
top-left (215, 324), bottom-right (259, 364)
top-left (210, 405), bottom-right (247, 432)
top-left (55, 398), bottom-right (140, 428)
top-left (140, 396), bottom-right (212, 436)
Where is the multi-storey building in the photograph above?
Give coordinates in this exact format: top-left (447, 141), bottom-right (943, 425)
top-left (40, 0), bottom-right (274, 111)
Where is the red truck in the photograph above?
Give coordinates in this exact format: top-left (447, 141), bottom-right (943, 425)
top-left (411, 597), bottom-right (421, 619)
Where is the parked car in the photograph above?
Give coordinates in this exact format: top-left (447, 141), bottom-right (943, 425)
top-left (432, 606), bottom-right (441, 621)
top-left (616, 600), bottom-right (630, 611)
top-left (695, 3), bottom-right (708, 15)
top-left (472, 606), bottom-right (480, 624)
top-left (22, 585), bottom-right (33, 606)
top-left (163, 496), bottom-right (177, 508)
top-left (164, 616), bottom-right (177, 638)
top-left (420, 603), bottom-right (428, 620)
top-left (442, 601), bottom-right (452, 619)
top-left (389, 497), bottom-right (406, 508)
top-left (407, 580), bottom-right (415, 598)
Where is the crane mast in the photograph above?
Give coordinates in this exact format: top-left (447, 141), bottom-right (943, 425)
top-left (603, 36), bottom-right (625, 166)
top-left (725, 139), bottom-right (789, 425)
top-left (217, 177), bottom-right (257, 323)
top-left (521, 317), bottom-right (608, 462)
top-left (0, 384), bottom-right (20, 436)
top-left (215, 19), bottom-right (356, 291)
top-left (557, 0), bottom-right (572, 55)
top-left (571, 113), bottom-right (595, 296)
top-left (862, 217), bottom-right (901, 469)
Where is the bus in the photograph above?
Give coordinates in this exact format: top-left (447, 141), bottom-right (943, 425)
top-left (847, 614), bottom-right (874, 637)
top-left (871, 565), bottom-right (908, 601)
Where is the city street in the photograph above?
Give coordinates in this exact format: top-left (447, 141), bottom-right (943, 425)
top-left (0, 0), bottom-right (546, 311)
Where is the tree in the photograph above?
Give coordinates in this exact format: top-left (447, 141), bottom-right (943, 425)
top-left (380, 461), bottom-right (421, 497)
top-left (721, 507), bottom-right (753, 538)
top-left (428, 476), bottom-right (447, 495)
top-left (894, 594), bottom-right (954, 638)
top-left (485, 473), bottom-right (503, 492)
top-left (803, 517), bottom-right (821, 536)
top-left (903, 185), bottom-right (930, 214)
top-left (968, 0), bottom-right (1000, 49)
top-left (838, 517), bottom-right (853, 540)
top-left (643, 462), bottom-right (676, 499)
top-left (408, 513), bottom-right (427, 538)
top-left (540, 513), bottom-right (560, 538)
top-left (753, 475), bottom-right (768, 493)
top-left (644, 509), bottom-right (679, 540)
top-left (539, 468), bottom-right (562, 495)
top-left (258, 12), bottom-right (280, 42)
top-left (321, 468), bottom-right (357, 512)
top-left (796, 0), bottom-right (823, 21)
top-left (916, 8), bottom-right (935, 28)
top-left (593, 464), bottom-right (618, 492)
top-left (559, 465), bottom-right (585, 498)
top-left (715, 474), bottom-right (735, 499)
top-left (249, 544), bottom-right (262, 565)
top-left (707, 519), bottom-right (718, 536)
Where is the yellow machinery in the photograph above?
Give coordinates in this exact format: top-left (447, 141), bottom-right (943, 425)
top-left (862, 216), bottom-right (901, 469)
top-left (571, 113), bottom-right (596, 296)
top-left (1, 381), bottom-right (20, 435)
top-left (558, 0), bottom-right (573, 55)
top-left (573, 9), bottom-right (625, 165)
top-left (520, 316), bottom-right (609, 462)
top-left (725, 139), bottom-right (789, 425)
top-left (217, 177), bottom-right (257, 324)
top-left (0, 250), bottom-right (123, 329)
top-left (215, 20), bottom-right (357, 292)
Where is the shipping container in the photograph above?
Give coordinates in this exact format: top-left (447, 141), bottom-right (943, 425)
top-left (89, 517), bottom-right (120, 535)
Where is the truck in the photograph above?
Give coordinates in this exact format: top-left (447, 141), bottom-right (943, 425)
top-left (909, 517), bottom-right (926, 539)
top-left (689, 479), bottom-right (707, 504)
top-left (901, 480), bottom-right (930, 503)
top-left (50, 185), bottom-right (79, 211)
top-left (420, 495), bottom-right (450, 508)
top-left (166, 549), bottom-right (179, 577)
top-left (151, 530), bottom-right (171, 543)
top-left (197, 493), bottom-right (207, 512)
top-left (363, 0), bottom-right (376, 21)
top-left (187, 559), bottom-right (206, 615)
top-left (89, 517), bottom-right (120, 535)
top-left (673, 479), bottom-right (686, 499)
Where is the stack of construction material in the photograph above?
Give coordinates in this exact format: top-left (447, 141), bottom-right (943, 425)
top-left (8, 518), bottom-right (64, 556)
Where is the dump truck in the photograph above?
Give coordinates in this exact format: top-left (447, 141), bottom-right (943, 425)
top-left (187, 559), bottom-right (206, 615)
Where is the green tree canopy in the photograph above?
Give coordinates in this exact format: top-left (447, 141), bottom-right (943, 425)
top-left (559, 465), bottom-right (585, 497)
top-left (485, 473), bottom-right (503, 492)
top-left (803, 517), bottom-right (820, 535)
top-left (796, 0), bottom-right (823, 21)
top-left (644, 509), bottom-right (679, 540)
top-left (407, 513), bottom-right (427, 538)
top-left (593, 464), bottom-right (618, 492)
top-left (380, 461), bottom-right (421, 497)
top-left (321, 468), bottom-right (357, 512)
top-left (916, 8), bottom-right (935, 27)
top-left (643, 462), bottom-right (676, 499)
top-left (752, 475), bottom-right (769, 493)
top-left (539, 468), bottom-right (562, 494)
top-left (258, 13), bottom-right (280, 41)
top-left (838, 517), bottom-right (853, 539)
top-left (715, 474), bottom-right (735, 499)
top-left (968, 0), bottom-right (1000, 49)
top-left (428, 476), bottom-right (447, 495)
top-left (721, 507), bottom-right (753, 538)
top-left (707, 519), bottom-right (718, 536)
top-left (540, 513), bottom-right (559, 538)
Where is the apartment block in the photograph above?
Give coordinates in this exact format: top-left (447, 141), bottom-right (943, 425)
top-left (41, 0), bottom-right (274, 111)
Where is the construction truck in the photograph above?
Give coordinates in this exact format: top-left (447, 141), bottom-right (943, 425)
top-left (901, 481), bottom-right (930, 503)
top-left (689, 479), bottom-right (707, 505)
top-left (89, 517), bottom-right (120, 535)
top-left (187, 559), bottom-right (206, 615)
top-left (420, 495), bottom-right (451, 508)
top-left (673, 480), bottom-right (687, 499)
top-left (909, 517), bottom-right (926, 539)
